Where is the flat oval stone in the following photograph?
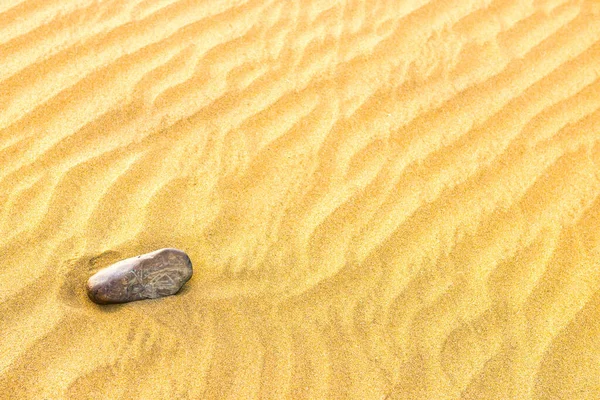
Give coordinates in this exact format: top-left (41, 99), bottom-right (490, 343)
top-left (86, 248), bottom-right (192, 304)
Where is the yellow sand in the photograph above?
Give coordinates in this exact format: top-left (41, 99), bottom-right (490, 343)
top-left (1, 1), bottom-right (600, 399)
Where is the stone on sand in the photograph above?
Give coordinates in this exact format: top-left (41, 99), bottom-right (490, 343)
top-left (86, 248), bottom-right (193, 304)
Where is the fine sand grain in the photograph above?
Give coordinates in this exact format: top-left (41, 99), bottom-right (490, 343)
top-left (1, 1), bottom-right (600, 399)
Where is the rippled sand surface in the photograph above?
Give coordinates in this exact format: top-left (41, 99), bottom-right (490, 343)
top-left (2, 1), bottom-right (600, 399)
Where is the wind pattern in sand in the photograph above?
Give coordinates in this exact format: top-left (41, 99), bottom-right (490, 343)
top-left (1, 0), bottom-right (600, 399)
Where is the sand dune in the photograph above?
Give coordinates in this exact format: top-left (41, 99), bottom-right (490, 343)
top-left (1, 0), bottom-right (600, 398)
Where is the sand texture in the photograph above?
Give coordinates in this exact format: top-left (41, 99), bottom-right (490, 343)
top-left (2, 0), bottom-right (600, 399)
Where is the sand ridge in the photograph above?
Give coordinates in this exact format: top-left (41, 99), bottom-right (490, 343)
top-left (1, 0), bottom-right (600, 398)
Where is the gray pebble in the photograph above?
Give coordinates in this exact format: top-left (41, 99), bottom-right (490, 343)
top-left (86, 248), bottom-right (192, 304)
